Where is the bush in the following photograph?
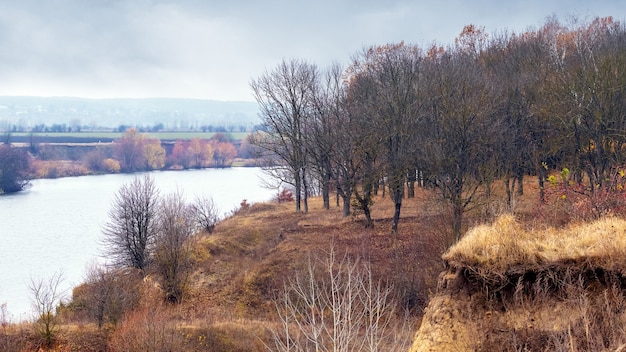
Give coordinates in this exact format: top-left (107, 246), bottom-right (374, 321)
top-left (540, 167), bottom-right (626, 223)
top-left (271, 247), bottom-right (412, 351)
top-left (108, 307), bottom-right (185, 352)
top-left (272, 189), bottom-right (294, 203)
top-left (103, 158), bottom-right (121, 173)
top-left (29, 272), bottom-right (65, 349)
top-left (191, 195), bottom-right (220, 234)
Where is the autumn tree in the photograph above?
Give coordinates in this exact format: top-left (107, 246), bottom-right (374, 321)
top-left (420, 44), bottom-right (499, 242)
top-left (102, 175), bottom-right (160, 275)
top-left (144, 138), bottom-right (166, 170)
top-left (154, 191), bottom-right (196, 303)
top-left (544, 17), bottom-right (626, 191)
top-left (305, 63), bottom-right (347, 210)
top-left (188, 138), bottom-right (213, 168)
top-left (73, 264), bottom-right (140, 328)
top-left (348, 43), bottom-right (424, 232)
top-left (169, 140), bottom-right (192, 169)
top-left (191, 195), bottom-right (220, 233)
top-left (211, 139), bottom-right (237, 167)
top-left (342, 64), bottom-right (384, 227)
top-left (250, 58), bottom-right (318, 213)
top-left (322, 64), bottom-right (358, 217)
top-left (114, 128), bottom-right (146, 172)
top-left (484, 30), bottom-right (550, 207)
top-left (0, 144), bottom-right (30, 194)
top-left (29, 272), bottom-right (65, 348)
top-left (83, 148), bottom-right (108, 172)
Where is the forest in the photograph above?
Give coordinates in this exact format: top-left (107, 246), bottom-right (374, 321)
top-left (251, 16), bottom-right (626, 239)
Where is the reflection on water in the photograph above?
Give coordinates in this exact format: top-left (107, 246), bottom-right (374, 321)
top-left (0, 167), bottom-right (275, 321)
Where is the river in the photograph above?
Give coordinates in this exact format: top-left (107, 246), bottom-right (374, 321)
top-left (0, 167), bottom-right (275, 321)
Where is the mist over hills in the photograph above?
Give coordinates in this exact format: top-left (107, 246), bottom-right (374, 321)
top-left (0, 96), bottom-right (260, 131)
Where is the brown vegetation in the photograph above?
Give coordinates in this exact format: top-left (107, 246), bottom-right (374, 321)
top-left (411, 214), bottom-right (626, 351)
top-left (3, 182), bottom-right (456, 351)
top-left (4, 170), bottom-right (626, 351)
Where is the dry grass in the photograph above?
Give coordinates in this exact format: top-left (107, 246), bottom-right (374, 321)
top-left (413, 212), bottom-right (626, 352)
top-left (444, 215), bottom-right (626, 276)
top-left (15, 175), bottom-right (599, 351)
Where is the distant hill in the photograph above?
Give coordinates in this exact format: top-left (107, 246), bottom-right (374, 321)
top-left (0, 96), bottom-right (260, 130)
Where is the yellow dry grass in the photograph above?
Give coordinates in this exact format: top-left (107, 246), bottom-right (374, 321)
top-left (444, 214), bottom-right (626, 275)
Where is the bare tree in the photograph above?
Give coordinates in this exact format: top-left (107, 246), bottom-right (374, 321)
top-left (154, 191), bottom-right (196, 303)
top-left (250, 59), bottom-right (319, 213)
top-left (420, 44), bottom-right (499, 241)
top-left (79, 264), bottom-right (140, 328)
top-left (102, 175), bottom-right (160, 274)
top-left (270, 248), bottom-right (410, 352)
top-left (347, 43), bottom-right (424, 232)
top-left (191, 194), bottom-right (220, 234)
top-left (29, 272), bottom-right (65, 348)
top-left (544, 17), bottom-right (626, 191)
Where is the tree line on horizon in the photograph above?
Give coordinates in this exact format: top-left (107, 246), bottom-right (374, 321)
top-left (0, 129), bottom-right (243, 194)
top-left (250, 16), bottom-right (626, 239)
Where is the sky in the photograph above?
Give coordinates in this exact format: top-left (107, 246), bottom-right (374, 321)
top-left (0, 0), bottom-right (623, 102)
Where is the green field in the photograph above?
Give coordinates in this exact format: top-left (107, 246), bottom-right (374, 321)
top-left (11, 131), bottom-right (250, 142)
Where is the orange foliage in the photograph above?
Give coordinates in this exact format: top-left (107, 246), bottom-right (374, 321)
top-left (455, 24), bottom-right (488, 54)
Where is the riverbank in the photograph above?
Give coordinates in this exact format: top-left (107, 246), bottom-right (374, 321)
top-left (6, 129), bottom-right (261, 181)
top-left (0, 167), bottom-right (276, 322)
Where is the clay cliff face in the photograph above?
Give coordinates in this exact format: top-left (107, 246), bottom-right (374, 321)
top-left (410, 216), bottom-right (626, 351)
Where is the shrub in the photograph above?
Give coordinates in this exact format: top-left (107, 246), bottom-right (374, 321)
top-left (191, 195), bottom-right (220, 234)
top-left (270, 247), bottom-right (412, 351)
top-left (540, 166), bottom-right (626, 223)
top-left (29, 272), bottom-right (65, 349)
top-left (108, 307), bottom-right (185, 352)
top-left (272, 189), bottom-right (294, 203)
top-left (103, 158), bottom-right (121, 173)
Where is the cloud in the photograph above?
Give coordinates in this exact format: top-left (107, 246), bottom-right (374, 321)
top-left (0, 0), bottom-right (624, 101)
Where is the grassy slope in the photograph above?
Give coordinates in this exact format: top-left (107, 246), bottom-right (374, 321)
top-left (184, 191), bottom-right (449, 323)
top-left (14, 178), bottom-right (626, 351)
top-left (24, 187), bottom-right (451, 351)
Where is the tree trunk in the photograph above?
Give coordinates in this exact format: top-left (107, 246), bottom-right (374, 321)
top-left (322, 170), bottom-right (330, 210)
top-left (391, 200), bottom-right (402, 233)
top-left (302, 167), bottom-right (309, 214)
top-left (407, 169), bottom-right (416, 198)
top-left (452, 204), bottom-right (463, 242)
top-left (294, 170), bottom-right (302, 212)
top-left (515, 172), bottom-right (524, 196)
top-left (538, 166), bottom-right (546, 203)
top-left (390, 179), bottom-right (404, 233)
top-left (363, 201), bottom-right (374, 228)
top-left (505, 178), bottom-right (512, 210)
top-left (407, 180), bottom-right (415, 198)
top-left (342, 194), bottom-right (351, 217)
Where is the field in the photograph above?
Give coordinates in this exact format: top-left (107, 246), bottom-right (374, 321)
top-left (9, 131), bottom-right (250, 143)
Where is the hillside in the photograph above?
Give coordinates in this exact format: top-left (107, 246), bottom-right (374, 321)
top-left (1, 187), bottom-right (449, 351)
top-left (5, 175), bottom-right (625, 351)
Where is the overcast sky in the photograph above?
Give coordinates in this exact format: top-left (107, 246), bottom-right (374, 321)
top-left (0, 0), bottom-right (623, 102)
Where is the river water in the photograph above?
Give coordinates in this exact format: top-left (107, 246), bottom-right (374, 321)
top-left (0, 167), bottom-right (275, 321)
